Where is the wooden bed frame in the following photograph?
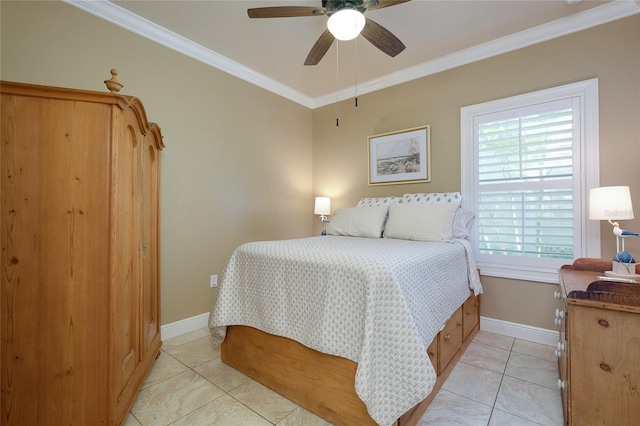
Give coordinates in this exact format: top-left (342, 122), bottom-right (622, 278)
top-left (221, 294), bottom-right (480, 426)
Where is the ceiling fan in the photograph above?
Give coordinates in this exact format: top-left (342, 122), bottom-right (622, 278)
top-left (247, 0), bottom-right (410, 65)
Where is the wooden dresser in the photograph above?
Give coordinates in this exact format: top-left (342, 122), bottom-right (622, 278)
top-left (556, 258), bottom-right (640, 425)
top-left (1, 75), bottom-right (164, 425)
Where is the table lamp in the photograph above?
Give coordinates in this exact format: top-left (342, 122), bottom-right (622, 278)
top-left (589, 186), bottom-right (640, 277)
top-left (314, 197), bottom-right (331, 235)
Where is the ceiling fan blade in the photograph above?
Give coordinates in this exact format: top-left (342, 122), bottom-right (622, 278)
top-left (368, 0), bottom-right (411, 9)
top-left (304, 29), bottom-right (335, 66)
top-left (360, 18), bottom-right (405, 57)
top-left (247, 6), bottom-right (325, 19)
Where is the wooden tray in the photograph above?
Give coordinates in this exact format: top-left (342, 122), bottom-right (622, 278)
top-left (568, 280), bottom-right (640, 307)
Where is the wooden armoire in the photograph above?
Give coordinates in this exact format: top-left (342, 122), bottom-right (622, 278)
top-left (1, 73), bottom-right (164, 425)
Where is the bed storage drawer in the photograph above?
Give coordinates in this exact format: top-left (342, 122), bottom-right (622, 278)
top-left (427, 338), bottom-right (438, 369)
top-left (438, 307), bottom-right (463, 373)
top-left (463, 295), bottom-right (480, 339)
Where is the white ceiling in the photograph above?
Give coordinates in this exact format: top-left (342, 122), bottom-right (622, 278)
top-left (66, 0), bottom-right (639, 108)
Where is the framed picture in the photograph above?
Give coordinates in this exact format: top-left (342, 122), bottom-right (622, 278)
top-left (368, 125), bottom-right (431, 185)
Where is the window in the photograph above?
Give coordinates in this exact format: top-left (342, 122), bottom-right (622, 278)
top-left (461, 79), bottom-right (600, 283)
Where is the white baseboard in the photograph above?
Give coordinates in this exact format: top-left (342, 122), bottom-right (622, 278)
top-left (481, 316), bottom-right (559, 347)
top-left (161, 312), bottom-right (209, 340)
top-left (160, 313), bottom-right (559, 347)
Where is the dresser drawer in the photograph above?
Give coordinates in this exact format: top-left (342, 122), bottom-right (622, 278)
top-left (439, 307), bottom-right (463, 373)
top-left (554, 289), bottom-right (569, 423)
top-left (568, 304), bottom-right (640, 424)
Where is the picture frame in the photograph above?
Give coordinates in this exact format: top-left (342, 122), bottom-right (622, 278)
top-left (368, 125), bottom-right (431, 186)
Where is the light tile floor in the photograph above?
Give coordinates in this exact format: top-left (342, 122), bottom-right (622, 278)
top-left (125, 329), bottom-right (563, 425)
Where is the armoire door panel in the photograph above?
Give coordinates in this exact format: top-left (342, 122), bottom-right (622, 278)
top-left (113, 117), bottom-right (142, 397)
top-left (1, 94), bottom-right (112, 424)
top-left (141, 141), bottom-right (160, 355)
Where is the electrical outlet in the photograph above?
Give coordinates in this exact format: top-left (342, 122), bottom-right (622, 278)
top-left (209, 274), bottom-right (218, 288)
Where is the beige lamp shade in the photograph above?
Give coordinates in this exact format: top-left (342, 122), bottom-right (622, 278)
top-left (589, 186), bottom-right (634, 220)
top-left (314, 197), bottom-right (331, 216)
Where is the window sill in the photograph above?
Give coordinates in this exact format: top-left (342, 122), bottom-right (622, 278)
top-left (477, 263), bottom-right (560, 284)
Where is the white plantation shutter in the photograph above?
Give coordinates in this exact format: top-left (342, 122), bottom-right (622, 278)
top-left (477, 189), bottom-right (575, 258)
top-left (461, 80), bottom-right (600, 283)
top-left (476, 101), bottom-right (576, 260)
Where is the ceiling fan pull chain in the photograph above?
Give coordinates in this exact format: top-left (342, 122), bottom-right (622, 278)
top-left (336, 40), bottom-right (340, 127)
top-left (355, 36), bottom-right (358, 108)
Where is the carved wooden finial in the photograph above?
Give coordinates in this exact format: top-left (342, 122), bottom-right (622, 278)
top-left (103, 68), bottom-right (124, 93)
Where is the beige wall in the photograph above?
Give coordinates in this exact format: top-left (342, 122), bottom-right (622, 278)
top-left (3, 1), bottom-right (639, 331)
top-left (312, 15), bottom-right (640, 329)
top-left (1, 1), bottom-right (313, 324)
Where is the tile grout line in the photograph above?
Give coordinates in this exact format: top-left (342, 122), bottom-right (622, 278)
top-left (486, 337), bottom-right (515, 425)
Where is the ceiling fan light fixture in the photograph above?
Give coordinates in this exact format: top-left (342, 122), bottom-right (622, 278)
top-left (327, 9), bottom-right (365, 41)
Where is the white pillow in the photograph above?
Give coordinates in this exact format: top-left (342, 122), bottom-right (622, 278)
top-left (403, 192), bottom-right (462, 206)
top-left (356, 196), bottom-right (402, 207)
top-left (384, 203), bottom-right (458, 242)
top-left (452, 208), bottom-right (475, 239)
top-left (326, 206), bottom-right (389, 238)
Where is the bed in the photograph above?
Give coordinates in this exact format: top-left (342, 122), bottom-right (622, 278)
top-left (209, 193), bottom-right (482, 425)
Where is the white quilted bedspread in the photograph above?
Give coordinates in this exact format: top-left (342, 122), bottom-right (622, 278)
top-left (208, 236), bottom-right (481, 425)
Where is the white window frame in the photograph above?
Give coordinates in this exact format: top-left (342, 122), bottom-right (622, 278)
top-left (461, 79), bottom-right (600, 283)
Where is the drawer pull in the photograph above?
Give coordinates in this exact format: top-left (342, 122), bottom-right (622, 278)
top-left (554, 290), bottom-right (561, 299)
top-left (557, 379), bottom-right (566, 390)
top-left (555, 309), bottom-right (565, 319)
top-left (444, 334), bottom-right (451, 342)
top-left (598, 319), bottom-right (609, 328)
top-left (555, 317), bottom-right (563, 327)
top-left (600, 363), bottom-right (612, 372)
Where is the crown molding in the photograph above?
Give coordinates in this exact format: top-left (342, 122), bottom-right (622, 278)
top-left (64, 0), bottom-right (639, 110)
top-left (62, 0), bottom-right (316, 108)
top-left (312, 0), bottom-right (640, 108)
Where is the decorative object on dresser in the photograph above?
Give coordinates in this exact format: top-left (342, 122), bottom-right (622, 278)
top-left (589, 186), bottom-right (640, 277)
top-left (556, 258), bottom-right (640, 425)
top-left (1, 71), bottom-right (164, 425)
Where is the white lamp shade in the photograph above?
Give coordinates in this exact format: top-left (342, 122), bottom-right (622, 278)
top-left (314, 197), bottom-right (331, 215)
top-left (589, 186), bottom-right (635, 220)
top-left (327, 9), bottom-right (365, 41)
